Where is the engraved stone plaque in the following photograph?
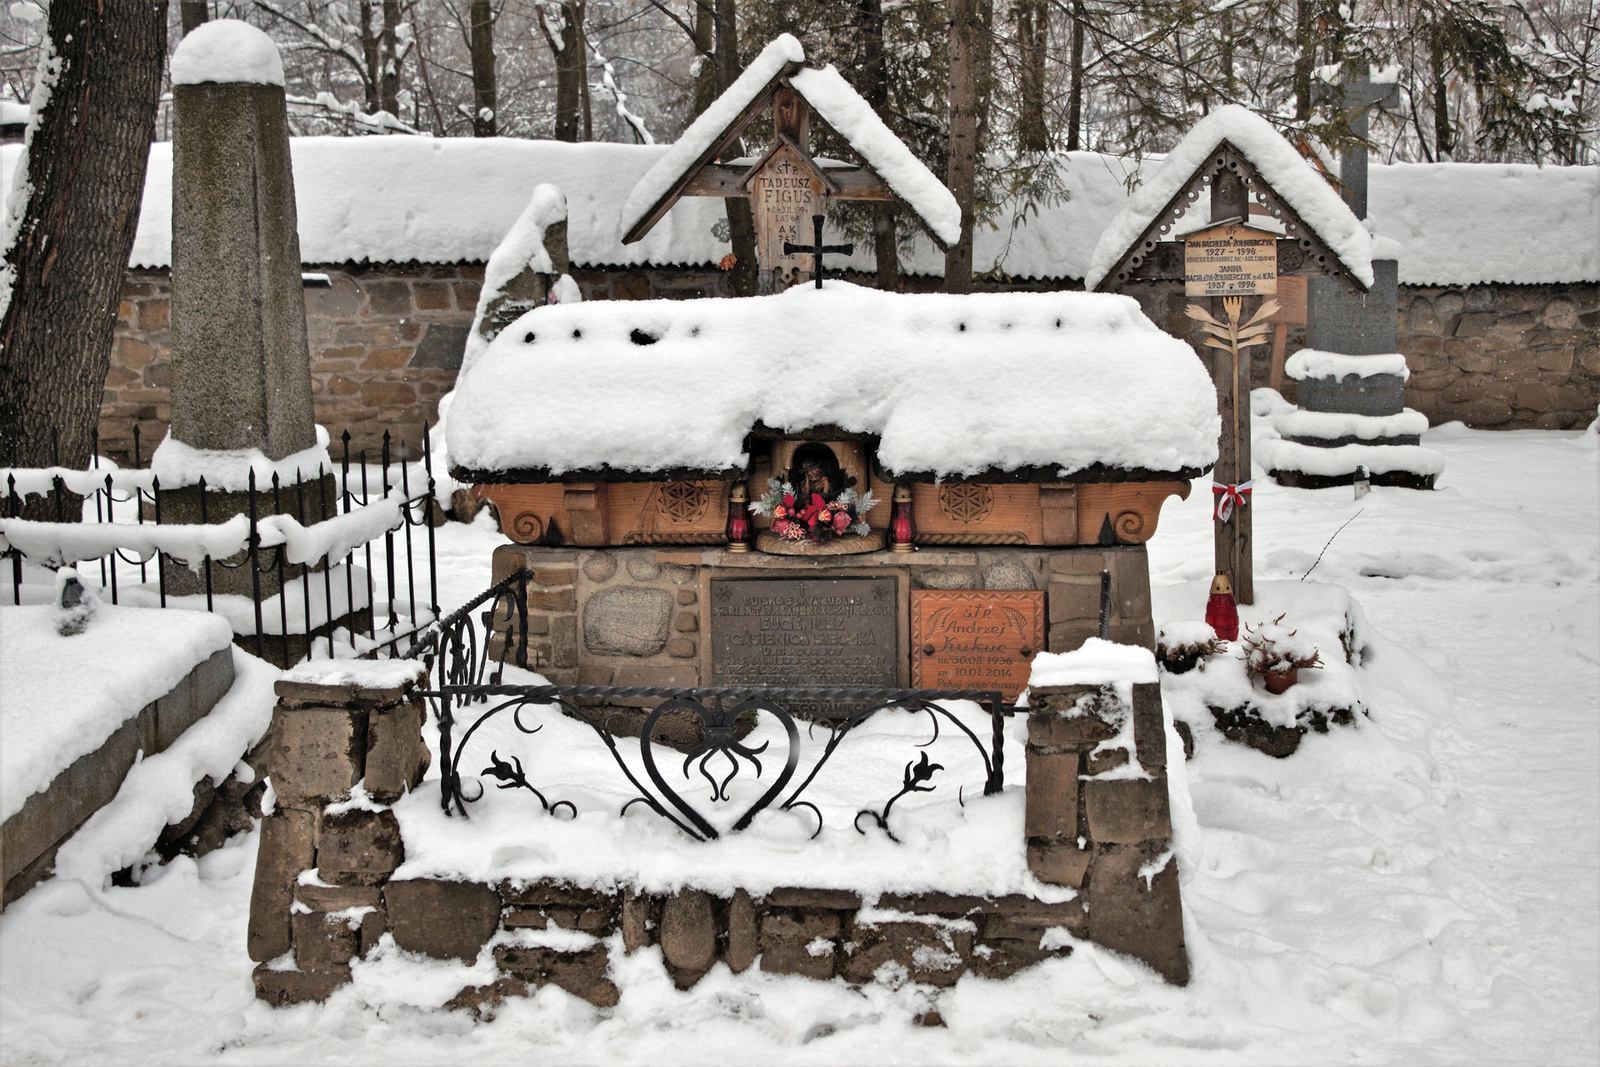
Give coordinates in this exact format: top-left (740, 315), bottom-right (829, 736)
top-left (709, 577), bottom-right (898, 718)
top-left (911, 590), bottom-right (1045, 703)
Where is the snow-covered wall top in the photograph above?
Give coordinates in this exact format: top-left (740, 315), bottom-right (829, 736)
top-left (3, 141), bottom-right (1590, 286)
top-left (1085, 105), bottom-right (1374, 290)
top-left (445, 282), bottom-right (1220, 479)
top-left (616, 35), bottom-right (962, 247)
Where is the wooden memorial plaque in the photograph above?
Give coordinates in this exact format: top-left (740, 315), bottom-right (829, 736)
top-left (911, 590), bottom-right (1045, 703)
top-left (1184, 222), bottom-right (1278, 297)
top-left (752, 144), bottom-right (827, 278)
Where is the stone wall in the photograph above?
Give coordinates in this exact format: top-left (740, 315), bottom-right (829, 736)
top-left (102, 266), bottom-right (484, 465)
top-left (1395, 283), bottom-right (1599, 429)
top-left (1122, 279), bottom-right (1600, 431)
top-left (100, 266), bottom-right (1597, 468)
top-left (247, 650), bottom-right (1187, 1007)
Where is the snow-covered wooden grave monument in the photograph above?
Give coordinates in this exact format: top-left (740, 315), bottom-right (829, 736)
top-left (1087, 106), bottom-right (1442, 606)
top-left (245, 37), bottom-right (1214, 1006)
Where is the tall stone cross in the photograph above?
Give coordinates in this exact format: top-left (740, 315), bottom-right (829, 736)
top-left (1321, 67), bottom-right (1400, 219)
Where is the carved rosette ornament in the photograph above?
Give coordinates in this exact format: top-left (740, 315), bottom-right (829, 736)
top-left (937, 483), bottom-right (994, 525)
top-left (659, 481), bottom-right (710, 525)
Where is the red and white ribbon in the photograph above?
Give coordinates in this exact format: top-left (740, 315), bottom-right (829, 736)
top-left (1212, 480), bottom-right (1253, 522)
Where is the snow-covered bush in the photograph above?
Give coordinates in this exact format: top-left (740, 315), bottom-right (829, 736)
top-left (1156, 621), bottom-right (1225, 675)
top-left (1240, 614), bottom-right (1323, 686)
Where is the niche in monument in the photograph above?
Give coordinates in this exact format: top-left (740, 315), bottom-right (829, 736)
top-left (708, 577), bottom-right (900, 718)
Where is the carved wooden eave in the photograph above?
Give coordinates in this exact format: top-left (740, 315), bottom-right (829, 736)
top-left (1094, 141), bottom-right (1369, 293)
top-left (621, 72), bottom-right (948, 251)
top-left (453, 459), bottom-right (1212, 488)
top-left (886, 462), bottom-right (1212, 485)
top-left (450, 463), bottom-right (744, 486)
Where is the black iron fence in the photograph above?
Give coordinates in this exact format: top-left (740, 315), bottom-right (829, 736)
top-left (1, 425), bottom-right (440, 666)
top-left (400, 570), bottom-right (1009, 844)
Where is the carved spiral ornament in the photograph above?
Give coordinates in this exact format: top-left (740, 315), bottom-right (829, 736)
top-left (510, 510), bottom-right (543, 543)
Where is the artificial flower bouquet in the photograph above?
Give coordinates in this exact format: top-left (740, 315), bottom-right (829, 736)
top-left (749, 478), bottom-right (877, 543)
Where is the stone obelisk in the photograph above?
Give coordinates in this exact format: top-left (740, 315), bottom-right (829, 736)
top-left (166, 19), bottom-right (317, 465)
top-left (157, 21), bottom-right (333, 608)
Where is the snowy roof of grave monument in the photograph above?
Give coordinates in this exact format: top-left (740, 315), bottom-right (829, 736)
top-left (617, 35), bottom-right (963, 247)
top-left (444, 282), bottom-right (1219, 481)
top-left (1084, 105), bottom-right (1375, 291)
top-left (4, 143), bottom-right (1590, 287)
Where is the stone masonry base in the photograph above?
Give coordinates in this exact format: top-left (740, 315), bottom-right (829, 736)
top-left (248, 655), bottom-right (1189, 1006)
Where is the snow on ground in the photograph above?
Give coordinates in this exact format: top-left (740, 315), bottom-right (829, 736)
top-left (0, 418), bottom-right (1595, 1063)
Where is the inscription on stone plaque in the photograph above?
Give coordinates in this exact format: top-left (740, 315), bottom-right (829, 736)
top-left (709, 577), bottom-right (898, 718)
top-left (1184, 222), bottom-right (1278, 297)
top-left (911, 590), bottom-right (1045, 703)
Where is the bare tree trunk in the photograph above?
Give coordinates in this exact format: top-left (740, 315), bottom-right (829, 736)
top-left (469, 0), bottom-right (497, 136)
top-left (380, 0), bottom-right (402, 114)
top-left (1220, 9), bottom-right (1234, 92)
top-left (715, 0), bottom-right (759, 297)
top-left (1294, 0), bottom-right (1313, 119)
top-left (945, 0), bottom-right (991, 293)
top-left (578, 4), bottom-right (593, 142)
top-left (0, 0), bottom-right (167, 473)
top-left (180, 0), bottom-right (208, 33)
top-left (358, 2), bottom-right (382, 112)
top-left (855, 0), bottom-right (900, 290)
top-left (542, 1), bottom-right (585, 141)
top-left (691, 0), bottom-right (717, 117)
top-left (1430, 32), bottom-right (1453, 158)
top-left (1066, 0), bottom-right (1084, 149)
top-left (1016, 0), bottom-right (1049, 152)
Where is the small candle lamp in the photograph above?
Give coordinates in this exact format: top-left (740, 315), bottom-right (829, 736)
top-left (726, 482), bottom-right (752, 552)
top-left (1204, 573), bottom-right (1239, 641)
top-left (889, 483), bottom-right (915, 552)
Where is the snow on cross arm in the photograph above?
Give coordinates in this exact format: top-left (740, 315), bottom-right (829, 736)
top-left (618, 34), bottom-right (806, 240)
top-left (787, 65), bottom-right (962, 246)
top-left (1084, 104), bottom-right (1374, 291)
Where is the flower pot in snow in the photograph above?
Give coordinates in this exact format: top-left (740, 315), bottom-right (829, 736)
top-left (1263, 666), bottom-right (1298, 694)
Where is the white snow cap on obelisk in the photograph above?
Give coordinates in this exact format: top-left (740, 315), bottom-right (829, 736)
top-left (1084, 105), bottom-right (1373, 291)
top-left (170, 20), bottom-right (286, 87)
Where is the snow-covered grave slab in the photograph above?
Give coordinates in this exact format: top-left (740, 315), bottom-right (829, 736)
top-left (1, 600), bottom-right (235, 903)
top-left (1158, 579), bottom-right (1373, 756)
top-left (446, 281), bottom-right (1219, 481)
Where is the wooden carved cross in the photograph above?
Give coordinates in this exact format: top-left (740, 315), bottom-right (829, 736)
top-left (783, 214), bottom-right (855, 289)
